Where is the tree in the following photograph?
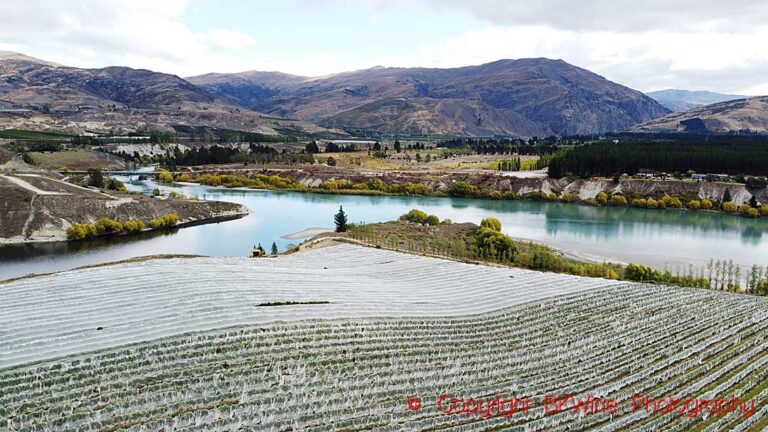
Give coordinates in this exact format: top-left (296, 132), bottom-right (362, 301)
top-left (723, 189), bottom-right (732, 203)
top-left (480, 217), bottom-right (502, 232)
top-left (305, 141), bottom-right (320, 154)
top-left (326, 156), bottom-right (337, 166)
top-left (394, 140), bottom-right (402, 153)
top-left (749, 194), bottom-right (759, 208)
top-left (271, 242), bottom-right (278, 255)
top-left (87, 169), bottom-right (104, 188)
top-left (334, 206), bottom-right (348, 232)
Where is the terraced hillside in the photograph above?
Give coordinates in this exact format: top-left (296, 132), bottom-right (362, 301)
top-left (2, 244), bottom-right (768, 431)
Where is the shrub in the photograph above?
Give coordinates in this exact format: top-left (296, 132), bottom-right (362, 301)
top-left (448, 181), bottom-right (479, 197)
top-left (425, 215), bottom-right (440, 226)
top-left (664, 197), bottom-right (682, 208)
top-left (152, 188), bottom-right (161, 196)
top-left (561, 192), bottom-right (577, 202)
top-left (582, 198), bottom-right (598, 206)
top-left (490, 191), bottom-right (503, 200)
top-left (609, 195), bottom-right (627, 206)
top-left (761, 206), bottom-right (768, 217)
top-left (367, 179), bottom-right (387, 191)
top-left (630, 198), bottom-right (646, 208)
top-left (94, 218), bottom-right (123, 234)
top-left (106, 178), bottom-right (126, 192)
top-left (175, 174), bottom-right (192, 182)
top-left (646, 198), bottom-right (659, 209)
top-left (441, 218), bottom-right (453, 225)
top-left (480, 217), bottom-right (502, 232)
top-left (701, 199), bottom-right (713, 210)
top-left (596, 192), bottom-right (608, 205)
top-left (722, 201), bottom-right (738, 212)
top-left (66, 223), bottom-right (97, 240)
top-left (161, 213), bottom-right (179, 226)
top-left (547, 192), bottom-right (558, 201)
top-left (158, 170), bottom-right (174, 183)
top-left (150, 213), bottom-right (179, 229)
top-left (400, 209), bottom-right (429, 224)
top-left (741, 204), bottom-right (759, 218)
top-left (687, 199), bottom-right (701, 210)
top-left (123, 220), bottom-right (146, 233)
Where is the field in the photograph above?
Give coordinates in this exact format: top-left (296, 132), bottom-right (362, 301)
top-left (2, 244), bottom-right (768, 430)
top-left (319, 150), bottom-right (539, 172)
top-left (0, 128), bottom-right (74, 140)
top-left (26, 149), bottom-right (126, 170)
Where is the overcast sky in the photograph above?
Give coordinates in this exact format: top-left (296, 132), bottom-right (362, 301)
top-left (0, 0), bottom-right (766, 94)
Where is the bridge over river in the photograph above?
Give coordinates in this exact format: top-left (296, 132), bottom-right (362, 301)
top-left (61, 170), bottom-right (162, 178)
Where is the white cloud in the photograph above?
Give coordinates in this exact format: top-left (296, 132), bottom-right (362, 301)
top-left (372, 24), bottom-right (768, 94)
top-left (0, 0), bottom-right (258, 76)
top-left (433, 0), bottom-right (768, 33)
top-left (0, 0), bottom-right (766, 94)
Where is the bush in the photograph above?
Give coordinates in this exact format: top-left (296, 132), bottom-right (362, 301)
top-left (596, 192), bottom-right (608, 205)
top-left (547, 192), bottom-right (558, 201)
top-left (150, 213), bottom-right (179, 229)
top-left (646, 198), bottom-right (659, 209)
top-left (761, 206), bottom-right (768, 217)
top-left (630, 198), bottom-right (646, 208)
top-left (158, 170), bottom-right (174, 183)
top-left (105, 178), bottom-right (126, 192)
top-left (662, 196), bottom-right (682, 208)
top-left (561, 192), bottom-right (577, 202)
top-left (94, 218), bottom-right (123, 234)
top-left (609, 195), bottom-right (627, 206)
top-left (701, 199), bottom-right (713, 210)
top-left (123, 220), bottom-right (146, 233)
top-left (582, 198), bottom-right (597, 206)
top-left (722, 201), bottom-right (738, 212)
top-left (175, 174), bottom-right (192, 182)
top-left (687, 199), bottom-right (701, 210)
top-left (425, 215), bottom-right (440, 226)
top-left (441, 218), bottom-right (453, 225)
top-left (448, 181), bottom-right (479, 197)
top-left (400, 209), bottom-right (429, 224)
top-left (490, 191), bottom-right (503, 200)
top-left (66, 223), bottom-right (97, 240)
top-left (741, 204), bottom-right (759, 218)
top-left (480, 217), bottom-right (502, 232)
top-left (152, 188), bottom-right (161, 196)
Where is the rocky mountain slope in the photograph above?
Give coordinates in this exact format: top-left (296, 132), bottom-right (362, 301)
top-left (189, 59), bottom-right (671, 136)
top-left (0, 52), bottom-right (340, 137)
top-left (646, 89), bottom-right (745, 112)
top-left (634, 96), bottom-right (768, 133)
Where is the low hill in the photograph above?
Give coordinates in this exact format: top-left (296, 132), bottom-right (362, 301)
top-left (634, 96), bottom-right (768, 133)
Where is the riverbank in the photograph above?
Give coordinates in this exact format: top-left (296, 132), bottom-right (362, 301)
top-left (171, 167), bottom-right (768, 220)
top-left (0, 173), bottom-right (249, 244)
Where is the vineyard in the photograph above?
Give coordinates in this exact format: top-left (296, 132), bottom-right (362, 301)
top-left (3, 244), bottom-right (768, 430)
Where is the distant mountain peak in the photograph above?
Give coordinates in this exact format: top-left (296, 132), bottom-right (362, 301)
top-left (645, 89), bottom-right (745, 112)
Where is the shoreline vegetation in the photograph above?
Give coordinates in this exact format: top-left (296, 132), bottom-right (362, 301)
top-left (319, 212), bottom-right (768, 296)
top-left (164, 170), bottom-right (768, 219)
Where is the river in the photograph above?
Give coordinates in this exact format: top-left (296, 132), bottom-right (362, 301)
top-left (1, 176), bottom-right (767, 280)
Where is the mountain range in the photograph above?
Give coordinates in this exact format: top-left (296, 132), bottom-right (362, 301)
top-left (188, 59), bottom-right (670, 136)
top-left (645, 89), bottom-right (745, 112)
top-left (0, 51), bottom-right (338, 137)
top-left (0, 52), bottom-right (673, 137)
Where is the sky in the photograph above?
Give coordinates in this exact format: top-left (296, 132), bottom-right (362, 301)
top-left (0, 0), bottom-right (767, 94)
